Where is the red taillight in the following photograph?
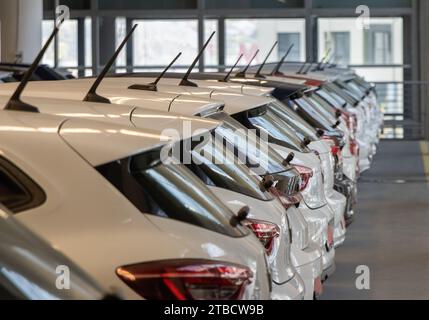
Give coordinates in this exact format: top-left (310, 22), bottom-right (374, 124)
top-left (244, 219), bottom-right (280, 256)
top-left (314, 277), bottom-right (323, 297)
top-left (293, 165), bottom-right (313, 191)
top-left (116, 259), bottom-right (253, 300)
top-left (342, 111), bottom-right (358, 134)
top-left (331, 145), bottom-right (341, 157)
top-left (322, 135), bottom-right (342, 160)
top-left (350, 139), bottom-right (359, 156)
top-left (268, 186), bottom-right (302, 210)
top-left (327, 226), bottom-right (334, 249)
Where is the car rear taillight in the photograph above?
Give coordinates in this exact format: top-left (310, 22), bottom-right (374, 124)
top-left (342, 112), bottom-right (358, 135)
top-left (327, 225), bottom-right (334, 250)
top-left (268, 186), bottom-right (302, 210)
top-left (350, 139), bottom-right (359, 156)
top-left (293, 165), bottom-right (313, 191)
top-left (321, 136), bottom-right (338, 155)
top-left (244, 219), bottom-right (280, 256)
top-left (116, 259), bottom-right (253, 300)
top-left (314, 277), bottom-right (323, 297)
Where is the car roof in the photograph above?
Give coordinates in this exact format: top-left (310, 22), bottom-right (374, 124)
top-left (0, 109), bottom-right (173, 167)
top-left (0, 94), bottom-right (221, 139)
top-left (0, 79), bottom-right (256, 116)
top-left (88, 77), bottom-right (275, 115)
top-left (108, 74), bottom-right (275, 96)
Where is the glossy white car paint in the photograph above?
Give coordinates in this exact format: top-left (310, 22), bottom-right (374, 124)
top-left (0, 205), bottom-right (108, 300)
top-left (0, 93), bottom-right (307, 299)
top-left (0, 110), bottom-right (271, 300)
top-left (210, 186), bottom-right (305, 300)
top-left (0, 81), bottom-right (331, 297)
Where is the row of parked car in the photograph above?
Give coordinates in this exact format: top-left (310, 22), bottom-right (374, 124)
top-left (0, 26), bottom-right (382, 300)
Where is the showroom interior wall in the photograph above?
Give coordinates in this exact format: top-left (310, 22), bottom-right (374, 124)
top-left (0, 0), bottom-right (43, 63)
top-left (418, 0), bottom-right (429, 140)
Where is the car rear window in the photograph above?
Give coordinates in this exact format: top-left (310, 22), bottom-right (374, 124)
top-left (96, 148), bottom-right (248, 238)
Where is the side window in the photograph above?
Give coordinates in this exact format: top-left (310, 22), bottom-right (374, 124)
top-left (0, 278), bottom-right (22, 300)
top-left (0, 157), bottom-right (46, 214)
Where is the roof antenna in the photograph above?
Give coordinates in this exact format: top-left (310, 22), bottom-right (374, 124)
top-left (254, 41), bottom-right (278, 79)
top-left (271, 44), bottom-right (294, 76)
top-left (129, 52), bottom-right (182, 91)
top-left (302, 61), bottom-right (314, 74)
top-left (235, 49), bottom-right (259, 78)
top-left (179, 31), bottom-right (215, 87)
top-left (321, 51), bottom-right (334, 70)
top-left (83, 24), bottom-right (138, 103)
top-left (316, 47), bottom-right (331, 71)
top-left (4, 25), bottom-right (60, 113)
top-left (297, 57), bottom-right (310, 74)
top-left (219, 54), bottom-right (243, 82)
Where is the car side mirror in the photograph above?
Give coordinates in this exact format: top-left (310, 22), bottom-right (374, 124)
top-left (332, 120), bottom-right (340, 129)
top-left (230, 206), bottom-right (250, 227)
top-left (282, 152), bottom-right (295, 166)
top-left (335, 110), bottom-right (342, 119)
top-left (260, 175), bottom-right (275, 191)
top-left (301, 136), bottom-right (311, 148)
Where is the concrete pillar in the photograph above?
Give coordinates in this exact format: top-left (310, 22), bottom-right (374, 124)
top-left (418, 0), bottom-right (429, 140)
top-left (0, 0), bottom-right (43, 63)
top-left (99, 16), bottom-right (116, 66)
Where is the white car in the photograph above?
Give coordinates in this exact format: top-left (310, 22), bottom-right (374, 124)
top-left (0, 82), bottom-right (323, 299)
top-left (0, 109), bottom-right (272, 300)
top-left (0, 90), bottom-right (310, 299)
top-left (110, 75), bottom-right (347, 250)
top-left (96, 76), bottom-right (344, 252)
top-left (276, 69), bottom-right (378, 173)
top-left (0, 205), bottom-right (110, 300)
top-left (0, 78), bottom-right (330, 297)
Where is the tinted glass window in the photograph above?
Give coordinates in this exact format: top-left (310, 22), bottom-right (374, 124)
top-left (317, 87), bottom-right (347, 108)
top-left (245, 106), bottom-right (306, 152)
top-left (346, 81), bottom-right (366, 97)
top-left (325, 82), bottom-right (358, 105)
top-left (306, 95), bottom-right (337, 122)
top-left (209, 113), bottom-right (289, 175)
top-left (269, 100), bottom-right (319, 141)
top-left (97, 149), bottom-right (247, 237)
top-left (0, 157), bottom-right (46, 214)
top-left (187, 137), bottom-right (273, 201)
top-left (0, 277), bottom-right (21, 300)
top-left (292, 97), bottom-right (335, 131)
top-left (335, 81), bottom-right (362, 101)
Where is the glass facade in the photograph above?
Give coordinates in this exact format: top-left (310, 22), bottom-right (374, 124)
top-left (41, 0), bottom-right (415, 139)
top-left (225, 19), bottom-right (306, 66)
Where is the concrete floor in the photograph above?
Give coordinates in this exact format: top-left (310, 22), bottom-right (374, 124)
top-left (322, 140), bottom-right (429, 300)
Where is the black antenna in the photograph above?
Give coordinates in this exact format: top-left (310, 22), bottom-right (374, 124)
top-left (316, 47), bottom-right (331, 71)
top-left (4, 25), bottom-right (60, 112)
top-left (321, 51), bottom-right (334, 70)
top-left (302, 62), bottom-right (314, 74)
top-left (179, 31), bottom-right (215, 87)
top-left (297, 57), bottom-right (309, 74)
top-left (254, 41), bottom-right (278, 79)
top-left (129, 52), bottom-right (182, 91)
top-left (235, 49), bottom-right (259, 78)
top-left (83, 24), bottom-right (138, 103)
top-left (271, 44), bottom-right (294, 76)
top-left (219, 54), bottom-right (243, 82)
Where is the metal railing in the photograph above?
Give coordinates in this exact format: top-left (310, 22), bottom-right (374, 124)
top-left (374, 81), bottom-right (428, 140)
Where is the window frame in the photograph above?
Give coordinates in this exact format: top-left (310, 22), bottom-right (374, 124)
top-left (0, 157), bottom-right (46, 214)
